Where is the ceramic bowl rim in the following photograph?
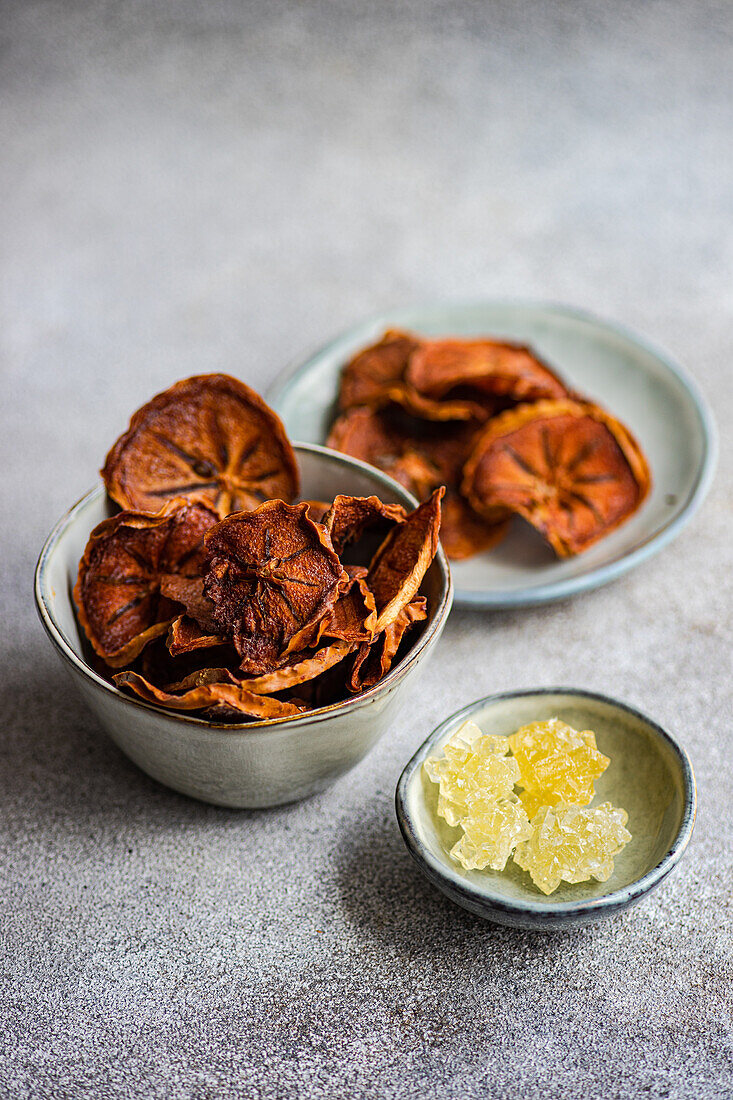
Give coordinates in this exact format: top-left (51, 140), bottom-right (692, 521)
top-left (34, 442), bottom-right (453, 734)
top-left (395, 686), bottom-right (697, 920)
top-left (269, 298), bottom-right (718, 609)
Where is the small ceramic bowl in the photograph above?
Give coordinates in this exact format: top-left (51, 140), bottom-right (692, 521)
top-left (396, 688), bottom-right (696, 929)
top-left (35, 444), bottom-right (453, 809)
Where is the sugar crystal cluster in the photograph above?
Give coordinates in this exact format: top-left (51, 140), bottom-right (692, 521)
top-left (424, 717), bottom-right (631, 895)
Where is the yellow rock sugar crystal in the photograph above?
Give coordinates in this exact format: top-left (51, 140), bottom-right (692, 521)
top-left (508, 717), bottom-right (609, 816)
top-left (513, 802), bottom-right (632, 895)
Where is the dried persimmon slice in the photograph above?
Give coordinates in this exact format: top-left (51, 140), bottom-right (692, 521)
top-left (314, 567), bottom-right (377, 645)
top-left (348, 595), bottom-right (427, 692)
top-left (113, 671), bottom-right (304, 719)
top-left (439, 493), bottom-right (510, 561)
top-left (235, 639), bottom-right (355, 695)
top-left (322, 494), bottom-right (407, 555)
top-left (406, 338), bottom-right (568, 404)
top-left (462, 399), bottom-right (651, 557)
top-left (204, 500), bottom-right (348, 672)
top-left (368, 487), bottom-right (443, 632)
top-left (167, 615), bottom-right (226, 657)
top-left (102, 374), bottom-right (299, 516)
top-left (74, 499), bottom-right (218, 667)
top-left (338, 330), bottom-right (488, 422)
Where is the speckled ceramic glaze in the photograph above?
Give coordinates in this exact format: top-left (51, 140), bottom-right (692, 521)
top-left (35, 444), bottom-right (453, 808)
top-left (396, 688), bottom-right (696, 930)
top-left (270, 301), bottom-right (716, 609)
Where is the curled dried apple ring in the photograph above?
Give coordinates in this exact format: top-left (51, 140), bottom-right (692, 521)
top-left (204, 500), bottom-right (348, 672)
top-left (406, 338), bottom-right (568, 404)
top-left (74, 499), bottom-right (217, 667)
top-left (102, 374), bottom-right (299, 516)
top-left (462, 400), bottom-right (651, 557)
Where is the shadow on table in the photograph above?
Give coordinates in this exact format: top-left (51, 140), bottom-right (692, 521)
top-left (333, 797), bottom-right (582, 956)
top-left (0, 654), bottom-right (300, 831)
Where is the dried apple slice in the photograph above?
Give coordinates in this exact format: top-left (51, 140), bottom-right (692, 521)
top-left (102, 374), bottom-right (299, 516)
top-left (348, 595), bottom-right (427, 691)
top-left (113, 671), bottom-right (304, 719)
top-left (74, 499), bottom-right (217, 667)
top-left (322, 494), bottom-right (407, 555)
top-left (204, 500), bottom-right (348, 672)
top-left (368, 487), bottom-right (443, 632)
top-left (406, 338), bottom-right (568, 404)
top-left (462, 399), bottom-right (651, 557)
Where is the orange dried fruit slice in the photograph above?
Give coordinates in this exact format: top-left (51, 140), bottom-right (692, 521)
top-left (204, 500), bottom-right (348, 672)
top-left (406, 338), bottom-right (568, 404)
top-left (368, 487), bottom-right (443, 631)
top-left (102, 374), bottom-right (299, 516)
top-left (348, 594), bottom-right (427, 692)
top-left (235, 639), bottom-right (355, 695)
top-left (113, 671), bottom-right (305, 719)
top-left (166, 615), bottom-right (226, 657)
top-left (74, 499), bottom-right (218, 667)
top-left (462, 399), bottom-right (651, 556)
top-left (339, 330), bottom-right (488, 422)
top-left (314, 567), bottom-right (377, 645)
top-left (322, 494), bottom-right (407, 555)
top-left (439, 493), bottom-right (510, 561)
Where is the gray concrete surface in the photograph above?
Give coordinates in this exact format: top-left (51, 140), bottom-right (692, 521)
top-left (2, 2), bottom-right (732, 1097)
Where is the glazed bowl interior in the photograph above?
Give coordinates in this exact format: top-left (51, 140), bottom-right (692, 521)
top-left (37, 443), bottom-right (452, 730)
top-left (397, 689), bottom-right (695, 926)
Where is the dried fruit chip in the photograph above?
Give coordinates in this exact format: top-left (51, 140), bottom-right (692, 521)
top-left (158, 574), bottom-right (217, 633)
top-left (102, 374), bottom-right (299, 516)
top-left (462, 399), bottom-right (651, 556)
top-left (406, 338), bottom-right (568, 404)
top-left (114, 670), bottom-right (304, 719)
top-left (74, 499), bottom-right (217, 667)
top-left (440, 493), bottom-right (510, 560)
top-left (314, 567), bottom-right (377, 645)
top-left (322, 494), bottom-right (407, 555)
top-left (167, 615), bottom-right (226, 657)
top-left (339, 330), bottom-right (487, 422)
top-left (236, 639), bottom-right (355, 695)
top-left (368, 487), bottom-right (443, 632)
top-left (348, 595), bottom-right (427, 691)
top-left (204, 500), bottom-right (348, 671)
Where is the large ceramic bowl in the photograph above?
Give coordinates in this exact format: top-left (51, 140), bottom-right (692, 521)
top-left (396, 688), bottom-right (696, 930)
top-left (35, 444), bottom-right (453, 809)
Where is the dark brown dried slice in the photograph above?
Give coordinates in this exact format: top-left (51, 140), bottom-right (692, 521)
top-left (368, 487), bottom-right (443, 632)
top-left (235, 639), bottom-right (355, 695)
top-left (322, 494), bottom-right (407, 555)
top-left (102, 374), bottom-right (299, 516)
top-left (74, 499), bottom-right (218, 667)
top-left (114, 670), bottom-right (304, 719)
top-left (204, 500), bottom-right (348, 672)
top-left (167, 615), bottom-right (226, 657)
top-left (406, 338), bottom-right (568, 404)
top-left (314, 567), bottom-right (377, 645)
top-left (338, 330), bottom-right (487, 422)
top-left (301, 500), bottom-right (332, 524)
top-left (158, 574), bottom-right (218, 633)
top-left (462, 399), bottom-right (652, 557)
top-left (439, 492), bottom-right (510, 560)
top-left (348, 595), bottom-right (427, 692)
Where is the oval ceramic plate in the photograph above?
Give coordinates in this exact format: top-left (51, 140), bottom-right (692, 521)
top-left (395, 688), bottom-right (696, 929)
top-left (270, 301), bottom-right (716, 608)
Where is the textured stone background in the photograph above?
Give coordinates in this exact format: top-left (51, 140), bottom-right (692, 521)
top-left (2, 2), bottom-right (732, 1097)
